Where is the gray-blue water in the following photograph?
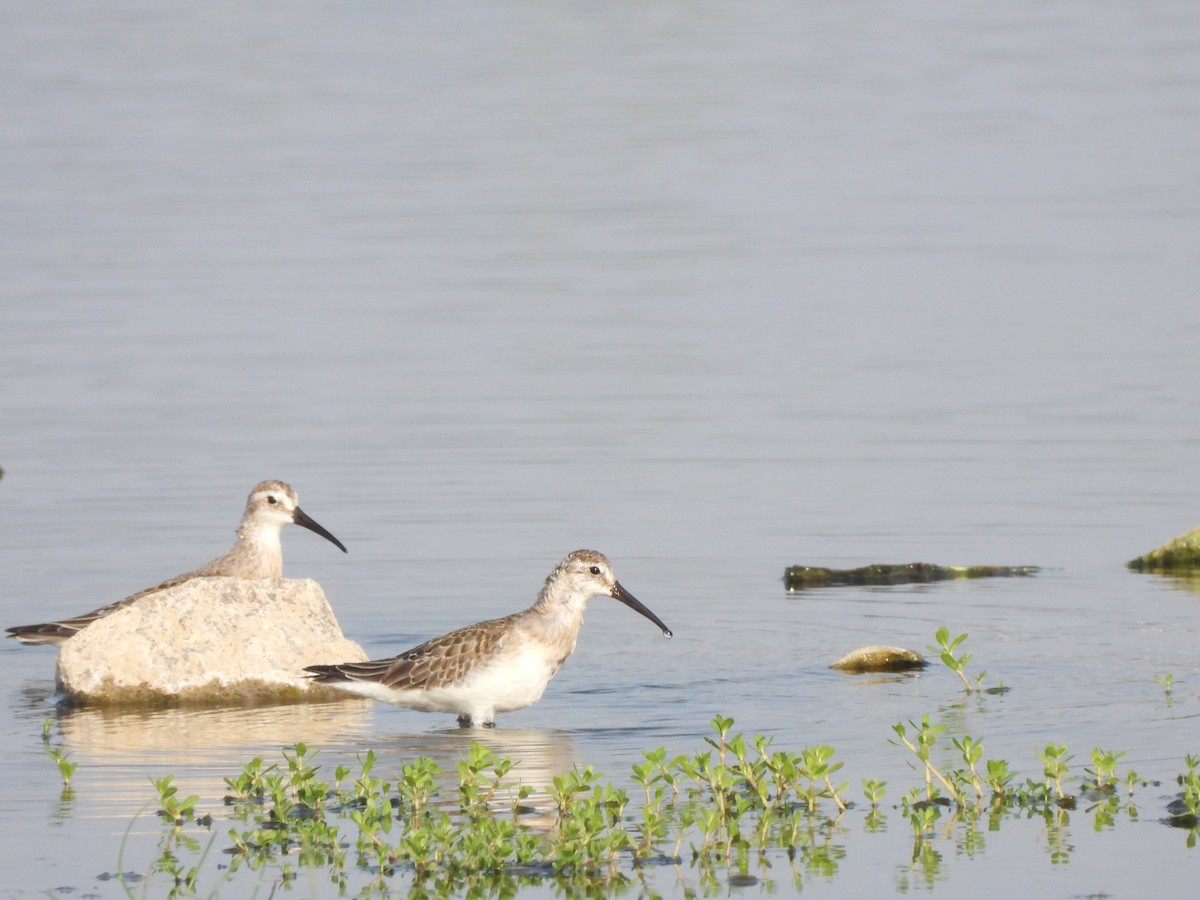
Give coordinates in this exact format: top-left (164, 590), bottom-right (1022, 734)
top-left (2, 1), bottom-right (1199, 896)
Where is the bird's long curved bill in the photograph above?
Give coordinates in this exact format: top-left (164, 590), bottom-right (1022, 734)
top-left (612, 582), bottom-right (672, 638)
top-left (293, 507), bottom-right (349, 553)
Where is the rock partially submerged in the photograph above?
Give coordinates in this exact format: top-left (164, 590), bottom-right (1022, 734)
top-left (56, 577), bottom-right (366, 705)
top-left (784, 562), bottom-right (1039, 591)
top-left (1127, 525), bottom-right (1200, 572)
top-left (830, 645), bottom-right (929, 673)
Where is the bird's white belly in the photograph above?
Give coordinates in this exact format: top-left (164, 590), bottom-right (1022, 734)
top-left (457, 649), bottom-right (560, 714)
top-left (334, 643), bottom-right (565, 722)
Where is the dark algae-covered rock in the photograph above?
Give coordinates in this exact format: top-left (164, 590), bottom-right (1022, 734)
top-left (784, 562), bottom-right (1039, 591)
top-left (830, 645), bottom-right (929, 672)
top-left (1127, 525), bottom-right (1200, 572)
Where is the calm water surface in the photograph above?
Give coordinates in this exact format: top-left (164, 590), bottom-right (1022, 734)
top-left (2, 1), bottom-right (1199, 896)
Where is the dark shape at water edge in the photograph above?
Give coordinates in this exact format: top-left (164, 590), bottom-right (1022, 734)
top-left (1165, 795), bottom-right (1200, 828)
top-left (783, 562), bottom-right (1040, 592)
top-left (1127, 524), bottom-right (1200, 572)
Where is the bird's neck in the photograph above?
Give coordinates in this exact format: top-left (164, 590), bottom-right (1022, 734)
top-left (530, 592), bottom-right (586, 639)
top-left (234, 523), bottom-right (284, 576)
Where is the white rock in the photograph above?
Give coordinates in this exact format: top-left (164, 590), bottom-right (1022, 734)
top-left (56, 577), bottom-right (367, 704)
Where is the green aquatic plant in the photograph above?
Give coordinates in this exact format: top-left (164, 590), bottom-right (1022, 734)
top-left (548, 780), bottom-right (633, 873)
top-left (1084, 748), bottom-right (1125, 792)
top-left (928, 625), bottom-right (984, 693)
top-left (112, 717), bottom-right (1173, 897)
top-left (1164, 756), bottom-right (1200, 847)
top-left (222, 755), bottom-right (273, 803)
top-left (862, 777), bottom-right (887, 807)
top-left (280, 742), bottom-right (330, 813)
top-left (1123, 767), bottom-right (1141, 800)
top-left (548, 765), bottom-right (603, 820)
top-left (951, 735), bottom-right (986, 801)
top-left (797, 744), bottom-right (847, 812)
top-left (397, 753), bottom-right (440, 819)
top-left (1036, 743), bottom-right (1074, 803)
top-left (891, 716), bottom-right (960, 805)
top-left (45, 745), bottom-right (77, 788)
top-left (152, 775), bottom-right (200, 825)
top-left (985, 758), bottom-right (1014, 797)
top-left (760, 740), bottom-right (803, 810)
top-left (457, 742), bottom-right (518, 819)
top-left (1181, 755), bottom-right (1200, 814)
top-left (41, 720), bottom-right (77, 788)
top-left (153, 832), bottom-right (204, 899)
top-left (908, 800), bottom-right (941, 837)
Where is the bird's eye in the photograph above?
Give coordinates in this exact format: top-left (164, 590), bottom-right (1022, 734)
top-left (266, 495), bottom-right (277, 505)
top-left (589, 565), bottom-right (602, 575)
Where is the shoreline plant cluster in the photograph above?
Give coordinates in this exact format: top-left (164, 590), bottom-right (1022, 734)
top-left (43, 628), bottom-right (1200, 897)
top-left (133, 725), bottom-right (1200, 897)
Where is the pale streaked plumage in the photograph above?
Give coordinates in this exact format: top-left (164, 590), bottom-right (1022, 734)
top-left (5, 480), bottom-right (347, 646)
top-left (305, 549), bottom-right (671, 727)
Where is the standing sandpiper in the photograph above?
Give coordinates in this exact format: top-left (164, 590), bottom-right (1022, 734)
top-left (305, 549), bottom-right (671, 726)
top-left (5, 480), bottom-right (347, 645)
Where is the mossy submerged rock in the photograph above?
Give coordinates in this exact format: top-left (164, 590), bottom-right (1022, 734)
top-left (784, 562), bottom-right (1039, 591)
top-left (830, 645), bottom-right (928, 673)
top-left (1128, 525), bottom-right (1200, 572)
top-left (56, 577), bottom-right (366, 706)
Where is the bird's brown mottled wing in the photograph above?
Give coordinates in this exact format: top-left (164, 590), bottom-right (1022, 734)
top-left (4, 570), bottom-right (205, 644)
top-left (307, 614), bottom-right (519, 691)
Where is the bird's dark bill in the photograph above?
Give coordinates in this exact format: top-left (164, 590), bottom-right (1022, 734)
top-left (293, 507), bottom-right (349, 553)
top-left (612, 582), bottom-right (672, 637)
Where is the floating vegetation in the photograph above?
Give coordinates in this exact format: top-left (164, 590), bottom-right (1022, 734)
top-left (1128, 524), bottom-right (1200, 572)
top-left (100, 714), bottom-right (1200, 897)
top-left (783, 562), bottom-right (1040, 591)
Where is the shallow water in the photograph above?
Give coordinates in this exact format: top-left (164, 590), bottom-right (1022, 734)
top-left (3, 0), bottom-right (1200, 896)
